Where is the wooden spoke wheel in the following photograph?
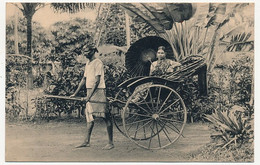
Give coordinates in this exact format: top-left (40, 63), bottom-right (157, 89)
top-left (122, 84), bottom-right (187, 149)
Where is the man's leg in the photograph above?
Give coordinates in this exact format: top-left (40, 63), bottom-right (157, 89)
top-left (76, 121), bottom-right (94, 148)
top-left (85, 121), bottom-right (95, 144)
top-left (102, 113), bottom-right (114, 150)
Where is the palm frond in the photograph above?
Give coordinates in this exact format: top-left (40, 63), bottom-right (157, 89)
top-left (20, 3), bottom-right (43, 16)
top-left (164, 3), bottom-right (196, 22)
top-left (227, 32), bottom-right (254, 51)
top-left (120, 3), bottom-right (165, 34)
top-left (51, 3), bottom-right (96, 13)
top-left (140, 3), bottom-right (173, 30)
top-left (120, 3), bottom-right (195, 34)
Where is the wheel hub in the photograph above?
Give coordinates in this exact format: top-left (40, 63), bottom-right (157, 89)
top-left (152, 113), bottom-right (160, 120)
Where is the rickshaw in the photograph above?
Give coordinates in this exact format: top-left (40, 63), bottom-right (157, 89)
top-left (43, 36), bottom-right (208, 150)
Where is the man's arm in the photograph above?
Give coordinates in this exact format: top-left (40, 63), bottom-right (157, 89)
top-left (85, 75), bottom-right (101, 102)
top-left (71, 77), bottom-right (86, 97)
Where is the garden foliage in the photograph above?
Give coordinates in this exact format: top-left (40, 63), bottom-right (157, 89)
top-left (99, 4), bottom-right (127, 47)
top-left (5, 85), bottom-right (25, 120)
top-left (5, 3), bottom-right (254, 162)
top-left (184, 53), bottom-right (253, 122)
top-left (6, 55), bottom-right (30, 119)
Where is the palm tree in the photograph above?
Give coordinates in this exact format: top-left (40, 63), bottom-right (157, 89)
top-left (13, 3), bottom-right (44, 88)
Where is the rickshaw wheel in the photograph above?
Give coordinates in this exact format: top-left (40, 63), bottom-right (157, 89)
top-left (113, 86), bottom-right (164, 141)
top-left (112, 88), bottom-right (129, 137)
top-left (122, 84), bottom-right (187, 149)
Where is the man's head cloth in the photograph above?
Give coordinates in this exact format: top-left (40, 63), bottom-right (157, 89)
top-left (82, 45), bottom-right (99, 56)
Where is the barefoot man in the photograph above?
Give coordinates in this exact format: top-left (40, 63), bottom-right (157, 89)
top-left (71, 45), bottom-right (114, 150)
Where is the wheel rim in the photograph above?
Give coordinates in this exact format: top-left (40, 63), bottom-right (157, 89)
top-left (122, 84), bottom-right (187, 149)
top-left (112, 88), bottom-right (133, 137)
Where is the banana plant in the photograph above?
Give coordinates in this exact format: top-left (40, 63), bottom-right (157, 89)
top-left (204, 3), bottom-right (251, 72)
top-left (120, 3), bottom-right (196, 34)
top-left (120, 3), bottom-right (196, 61)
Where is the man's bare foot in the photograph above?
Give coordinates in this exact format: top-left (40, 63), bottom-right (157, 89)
top-left (75, 142), bottom-right (90, 148)
top-left (102, 144), bottom-right (114, 150)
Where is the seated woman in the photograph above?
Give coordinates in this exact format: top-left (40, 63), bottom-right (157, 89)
top-left (150, 46), bottom-right (181, 76)
top-left (131, 46), bottom-right (181, 103)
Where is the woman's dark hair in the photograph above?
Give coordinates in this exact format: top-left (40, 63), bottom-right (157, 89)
top-left (158, 46), bottom-right (165, 51)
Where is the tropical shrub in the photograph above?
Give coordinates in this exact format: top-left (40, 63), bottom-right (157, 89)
top-left (6, 15), bottom-right (55, 89)
top-left (6, 55), bottom-right (30, 87)
top-left (228, 54), bottom-right (253, 109)
top-left (100, 50), bottom-right (129, 97)
top-left (95, 4), bottom-right (157, 47)
top-left (5, 85), bottom-right (25, 120)
top-left (184, 51), bottom-right (253, 122)
top-left (6, 55), bottom-right (30, 120)
top-left (105, 63), bottom-right (128, 98)
top-left (50, 18), bottom-right (94, 58)
top-left (41, 63), bottom-right (86, 116)
top-left (130, 21), bottom-right (157, 44)
top-left (204, 105), bottom-right (253, 148)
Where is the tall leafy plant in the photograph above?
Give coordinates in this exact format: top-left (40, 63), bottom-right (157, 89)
top-left (204, 3), bottom-right (253, 72)
top-left (160, 22), bottom-right (208, 61)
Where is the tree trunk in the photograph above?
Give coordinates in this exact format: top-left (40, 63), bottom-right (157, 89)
top-left (125, 11), bottom-right (131, 48)
top-left (93, 3), bottom-right (102, 43)
top-left (26, 13), bottom-right (32, 57)
top-left (207, 27), bottom-right (220, 73)
top-left (26, 14), bottom-right (33, 89)
top-left (14, 8), bottom-right (19, 54)
top-left (96, 4), bottom-right (111, 47)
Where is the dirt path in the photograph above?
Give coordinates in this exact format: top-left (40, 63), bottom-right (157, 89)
top-left (6, 120), bottom-right (211, 162)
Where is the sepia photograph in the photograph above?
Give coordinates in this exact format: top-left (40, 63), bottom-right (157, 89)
top-left (3, 1), bottom-right (255, 163)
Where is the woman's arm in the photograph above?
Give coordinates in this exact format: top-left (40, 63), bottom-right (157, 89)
top-left (149, 61), bottom-right (157, 75)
